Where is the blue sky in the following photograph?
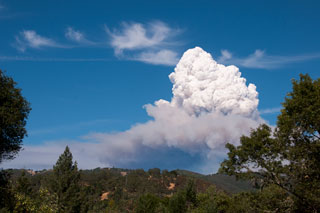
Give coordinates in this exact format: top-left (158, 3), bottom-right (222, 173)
top-left (1, 0), bottom-right (320, 173)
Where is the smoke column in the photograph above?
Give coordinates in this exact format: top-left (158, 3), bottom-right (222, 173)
top-left (88, 47), bottom-right (263, 171)
top-left (2, 47), bottom-right (264, 173)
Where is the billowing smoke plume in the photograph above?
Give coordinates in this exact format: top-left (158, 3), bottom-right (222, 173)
top-left (159, 47), bottom-right (259, 117)
top-left (86, 47), bottom-right (263, 172)
top-left (156, 47), bottom-right (258, 119)
top-left (3, 47), bottom-right (263, 173)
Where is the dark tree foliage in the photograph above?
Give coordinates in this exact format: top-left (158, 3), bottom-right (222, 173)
top-left (185, 180), bottom-right (197, 207)
top-left (148, 168), bottom-right (161, 177)
top-left (168, 190), bottom-right (187, 213)
top-left (135, 193), bottom-right (159, 213)
top-left (166, 180), bottom-right (198, 213)
top-left (15, 170), bottom-right (32, 195)
top-left (0, 70), bottom-right (31, 163)
top-left (50, 146), bottom-right (81, 213)
top-left (0, 170), bottom-right (15, 211)
top-left (219, 74), bottom-right (320, 212)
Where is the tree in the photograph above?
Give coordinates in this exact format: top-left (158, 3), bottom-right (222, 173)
top-left (0, 170), bottom-right (15, 211)
top-left (0, 70), bottom-right (31, 163)
top-left (15, 170), bottom-right (32, 195)
top-left (185, 180), bottom-right (197, 208)
top-left (135, 193), bottom-right (159, 213)
top-left (168, 190), bottom-right (187, 213)
top-left (166, 180), bottom-right (198, 213)
top-left (219, 74), bottom-right (320, 212)
top-left (49, 146), bottom-right (81, 213)
top-left (195, 186), bottom-right (230, 213)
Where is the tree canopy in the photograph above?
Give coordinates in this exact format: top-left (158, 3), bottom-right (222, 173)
top-left (0, 70), bottom-right (31, 163)
top-left (50, 146), bottom-right (81, 213)
top-left (219, 74), bottom-right (320, 212)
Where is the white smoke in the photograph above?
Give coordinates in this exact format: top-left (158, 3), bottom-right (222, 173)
top-left (162, 47), bottom-right (259, 117)
top-left (2, 47), bottom-right (264, 173)
top-left (85, 47), bottom-right (263, 170)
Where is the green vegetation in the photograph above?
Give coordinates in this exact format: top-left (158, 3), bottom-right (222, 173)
top-left (0, 70), bottom-right (31, 212)
top-left (1, 164), bottom-right (250, 212)
top-left (220, 74), bottom-right (320, 212)
top-left (1, 72), bottom-right (319, 212)
top-left (49, 146), bottom-right (81, 212)
top-left (0, 70), bottom-right (31, 163)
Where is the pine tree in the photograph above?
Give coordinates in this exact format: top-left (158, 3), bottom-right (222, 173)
top-left (50, 146), bottom-right (81, 213)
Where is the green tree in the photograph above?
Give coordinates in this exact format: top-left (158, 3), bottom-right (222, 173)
top-left (135, 193), bottom-right (159, 213)
top-left (166, 180), bottom-right (199, 213)
top-left (0, 70), bottom-right (31, 163)
top-left (185, 180), bottom-right (197, 208)
top-left (219, 74), bottom-right (320, 212)
top-left (0, 171), bottom-right (15, 212)
top-left (168, 190), bottom-right (187, 213)
top-left (49, 146), bottom-right (81, 213)
top-left (194, 186), bottom-right (230, 213)
top-left (15, 171), bottom-right (32, 195)
top-left (36, 187), bottom-right (58, 213)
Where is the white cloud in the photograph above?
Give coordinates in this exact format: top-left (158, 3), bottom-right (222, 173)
top-left (15, 30), bottom-right (63, 52)
top-left (11, 22), bottom-right (180, 65)
top-left (108, 21), bottom-right (172, 53)
top-left (218, 49), bottom-right (232, 62)
top-left (260, 106), bottom-right (281, 114)
top-left (0, 55), bottom-right (111, 62)
top-left (218, 49), bottom-right (320, 69)
top-left (65, 27), bottom-right (94, 45)
top-left (107, 21), bottom-right (181, 66)
top-left (134, 49), bottom-right (179, 66)
top-left (2, 47), bottom-right (264, 174)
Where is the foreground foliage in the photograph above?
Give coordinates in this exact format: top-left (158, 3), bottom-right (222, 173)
top-left (220, 74), bottom-right (320, 212)
top-left (0, 70), bottom-right (31, 163)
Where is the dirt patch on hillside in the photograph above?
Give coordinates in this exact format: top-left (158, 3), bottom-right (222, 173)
top-left (168, 183), bottom-right (175, 190)
top-left (100, 192), bottom-right (110, 200)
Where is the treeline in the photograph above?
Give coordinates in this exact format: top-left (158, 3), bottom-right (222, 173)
top-left (0, 146), bottom-right (231, 212)
top-left (0, 147), bottom-right (294, 212)
top-left (0, 149), bottom-right (304, 213)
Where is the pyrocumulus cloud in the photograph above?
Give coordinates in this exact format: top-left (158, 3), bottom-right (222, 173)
top-left (3, 47), bottom-right (264, 173)
top-left (86, 47), bottom-right (263, 172)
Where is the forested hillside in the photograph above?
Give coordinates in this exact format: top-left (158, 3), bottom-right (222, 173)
top-left (3, 165), bottom-right (254, 212)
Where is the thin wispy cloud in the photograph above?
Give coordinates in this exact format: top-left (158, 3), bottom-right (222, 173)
top-left (260, 107), bottom-right (282, 115)
top-left (134, 49), bottom-right (179, 66)
top-left (0, 55), bottom-right (111, 62)
top-left (107, 21), bottom-right (181, 66)
top-left (107, 21), bottom-right (172, 53)
top-left (11, 22), bottom-right (181, 66)
top-left (14, 30), bottom-right (65, 52)
top-left (65, 27), bottom-right (95, 45)
top-left (218, 49), bottom-right (320, 69)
